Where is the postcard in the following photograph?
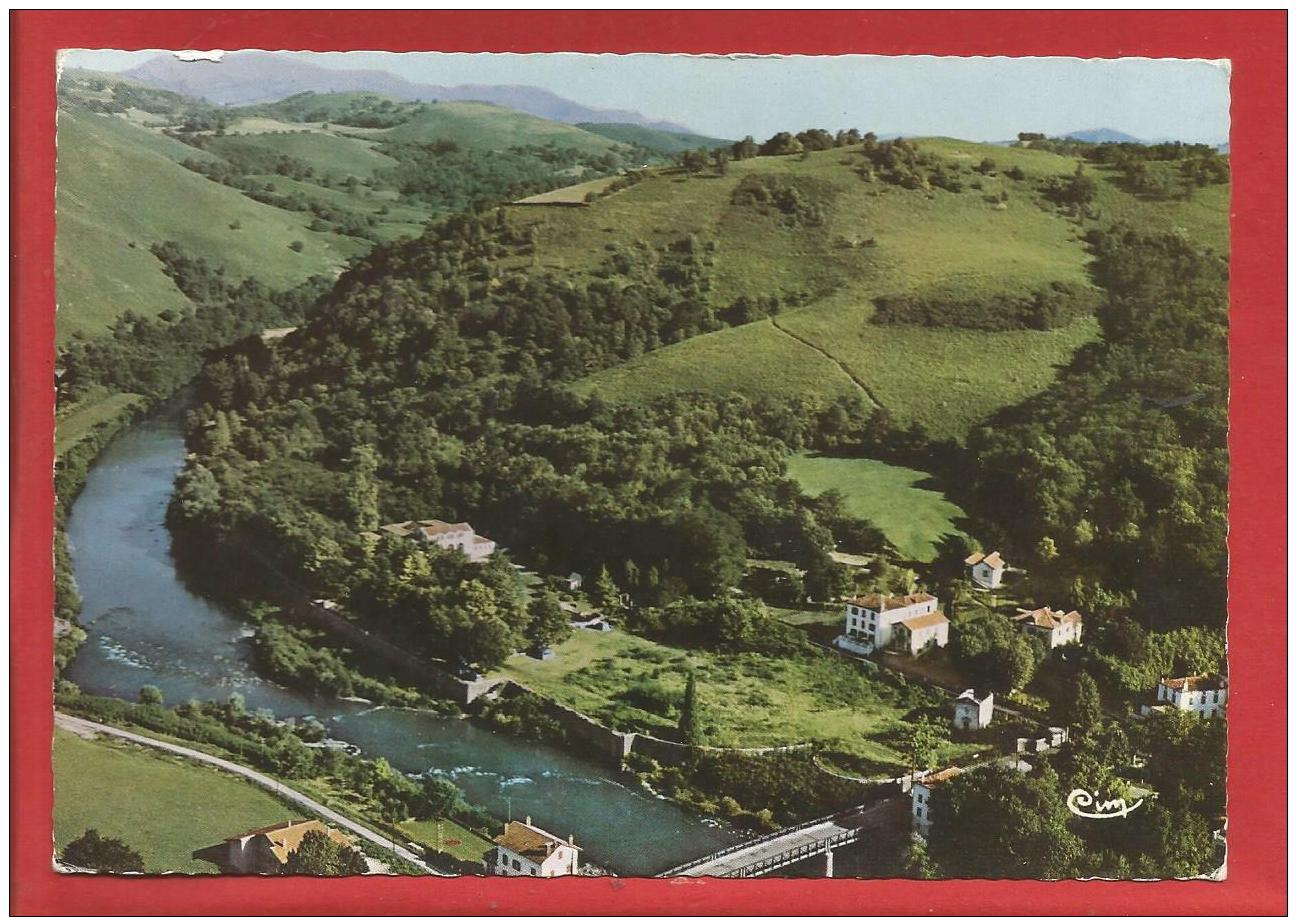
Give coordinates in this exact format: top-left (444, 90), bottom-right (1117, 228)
top-left (12, 11), bottom-right (1286, 917)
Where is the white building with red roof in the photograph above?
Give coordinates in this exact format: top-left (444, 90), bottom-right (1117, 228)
top-left (490, 817), bottom-right (580, 877)
top-left (374, 518), bottom-right (496, 561)
top-left (1012, 606), bottom-right (1083, 649)
top-left (964, 550), bottom-right (1006, 589)
top-left (1142, 673), bottom-right (1227, 720)
top-left (836, 592), bottom-right (950, 657)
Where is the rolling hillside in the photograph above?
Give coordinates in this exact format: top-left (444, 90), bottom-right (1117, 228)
top-left (576, 122), bottom-right (732, 155)
top-left (55, 106), bottom-right (367, 342)
top-left (530, 138), bottom-right (1228, 441)
top-left (379, 101), bottom-right (627, 154)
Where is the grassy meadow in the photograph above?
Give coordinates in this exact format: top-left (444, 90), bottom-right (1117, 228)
top-left (785, 453), bottom-right (965, 561)
top-left (55, 107), bottom-right (367, 341)
top-left (53, 729), bottom-right (301, 873)
top-left (497, 627), bottom-right (971, 771)
top-left (549, 139), bottom-right (1225, 440)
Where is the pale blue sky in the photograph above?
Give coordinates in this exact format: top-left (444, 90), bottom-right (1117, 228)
top-left (63, 50), bottom-right (1230, 144)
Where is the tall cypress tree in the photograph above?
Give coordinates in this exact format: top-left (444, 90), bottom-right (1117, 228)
top-left (678, 671), bottom-right (703, 746)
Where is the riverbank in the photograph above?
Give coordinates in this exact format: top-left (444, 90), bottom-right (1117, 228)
top-left (60, 402), bottom-right (739, 875)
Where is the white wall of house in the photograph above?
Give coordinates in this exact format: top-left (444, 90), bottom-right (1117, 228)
top-left (969, 561), bottom-right (1003, 589)
top-left (911, 783), bottom-right (933, 836)
top-left (894, 619), bottom-right (949, 655)
top-left (490, 844), bottom-right (578, 877)
top-left (954, 692), bottom-right (994, 730)
top-left (1156, 682), bottom-right (1227, 719)
top-left (844, 596), bottom-right (939, 654)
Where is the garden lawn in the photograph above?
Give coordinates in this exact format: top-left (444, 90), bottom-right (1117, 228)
top-left (497, 627), bottom-right (957, 773)
top-left (400, 818), bottom-right (495, 863)
top-left (785, 453), bottom-right (966, 561)
top-left (53, 729), bottom-right (302, 873)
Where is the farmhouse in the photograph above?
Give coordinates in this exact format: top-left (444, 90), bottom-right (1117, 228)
top-left (911, 766), bottom-right (963, 836)
top-left (373, 519), bottom-right (496, 562)
top-left (1012, 606), bottom-right (1083, 649)
top-left (964, 550), bottom-right (1005, 589)
top-left (223, 819), bottom-right (350, 874)
top-left (953, 688), bottom-right (994, 731)
top-left (490, 817), bottom-right (580, 877)
top-left (1141, 673), bottom-right (1227, 720)
top-left (836, 592), bottom-right (949, 656)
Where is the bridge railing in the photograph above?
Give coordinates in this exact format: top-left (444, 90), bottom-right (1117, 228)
top-left (656, 803), bottom-right (873, 877)
top-left (716, 827), bottom-right (864, 878)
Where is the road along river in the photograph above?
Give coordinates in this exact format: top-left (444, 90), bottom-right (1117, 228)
top-left (62, 397), bottom-right (738, 875)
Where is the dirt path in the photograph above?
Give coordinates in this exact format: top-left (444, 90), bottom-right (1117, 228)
top-left (768, 316), bottom-right (885, 409)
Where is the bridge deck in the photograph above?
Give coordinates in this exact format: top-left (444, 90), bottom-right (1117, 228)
top-left (670, 799), bottom-right (903, 878)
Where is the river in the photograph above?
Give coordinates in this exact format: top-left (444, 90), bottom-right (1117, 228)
top-left (62, 398), bottom-right (739, 875)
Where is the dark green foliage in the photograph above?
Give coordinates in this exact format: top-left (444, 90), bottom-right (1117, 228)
top-left (963, 228), bottom-right (1228, 630)
top-left (872, 280), bottom-right (1100, 332)
top-left (928, 765), bottom-right (1084, 878)
top-left (730, 174), bottom-right (832, 227)
top-left (953, 614), bottom-right (1041, 692)
top-left (61, 829), bottom-right (146, 873)
top-left (283, 830), bottom-right (369, 876)
top-left (677, 671), bottom-right (702, 745)
top-left (137, 685), bottom-right (164, 706)
top-left (1068, 671), bottom-right (1103, 735)
top-left (525, 589), bottom-right (571, 651)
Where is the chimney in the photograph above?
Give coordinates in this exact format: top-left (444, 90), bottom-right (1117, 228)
top-left (525, 815), bottom-right (532, 827)
top-left (568, 835), bottom-right (574, 846)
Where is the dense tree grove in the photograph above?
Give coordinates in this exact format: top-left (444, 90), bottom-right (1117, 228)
top-left (872, 280), bottom-right (1100, 331)
top-left (169, 209), bottom-right (878, 668)
top-left (963, 228), bottom-right (1228, 630)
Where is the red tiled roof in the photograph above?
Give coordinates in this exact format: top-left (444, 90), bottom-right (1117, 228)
top-left (1013, 606), bottom-right (1081, 629)
top-left (897, 611), bottom-right (950, 632)
top-left (965, 550), bottom-right (1004, 569)
top-left (224, 820), bottom-right (348, 864)
top-left (1161, 673), bottom-right (1226, 693)
top-left (494, 821), bottom-right (579, 864)
top-left (848, 592), bottom-right (937, 611)
top-left (919, 766), bottom-right (964, 788)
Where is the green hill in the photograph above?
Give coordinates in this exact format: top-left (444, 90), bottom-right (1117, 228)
top-left (55, 106), bottom-right (367, 342)
top-left (576, 122), bottom-right (732, 155)
top-left (543, 138), bottom-right (1226, 441)
top-left (380, 101), bottom-right (625, 154)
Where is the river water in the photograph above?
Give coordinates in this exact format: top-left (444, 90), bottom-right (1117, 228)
top-left (62, 398), bottom-right (739, 875)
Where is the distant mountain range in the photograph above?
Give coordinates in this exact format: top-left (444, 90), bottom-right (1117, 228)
top-left (121, 51), bottom-right (697, 134)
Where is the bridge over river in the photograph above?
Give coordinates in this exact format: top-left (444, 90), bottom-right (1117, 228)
top-left (659, 797), bottom-right (906, 878)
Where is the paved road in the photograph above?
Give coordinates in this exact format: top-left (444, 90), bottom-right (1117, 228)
top-left (55, 712), bottom-right (447, 876)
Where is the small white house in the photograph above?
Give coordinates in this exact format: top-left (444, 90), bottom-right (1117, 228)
top-left (837, 592), bottom-right (949, 657)
top-left (1012, 606), bottom-right (1083, 649)
top-left (964, 550), bottom-right (1006, 589)
top-left (490, 817), bottom-right (580, 877)
top-left (566, 572), bottom-right (584, 591)
top-left (1141, 673), bottom-right (1227, 720)
top-left (911, 766), bottom-right (963, 836)
top-left (953, 689), bottom-right (994, 731)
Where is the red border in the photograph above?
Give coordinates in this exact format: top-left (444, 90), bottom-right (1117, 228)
top-left (12, 11), bottom-right (1286, 916)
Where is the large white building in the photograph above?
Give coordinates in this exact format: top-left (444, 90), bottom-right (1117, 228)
top-left (1012, 606), bottom-right (1083, 649)
top-left (374, 519), bottom-right (497, 562)
top-left (837, 592), bottom-right (950, 657)
top-left (490, 818), bottom-right (580, 877)
top-left (911, 766), bottom-right (963, 836)
top-left (964, 550), bottom-right (1005, 589)
top-left (1142, 673), bottom-right (1228, 720)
